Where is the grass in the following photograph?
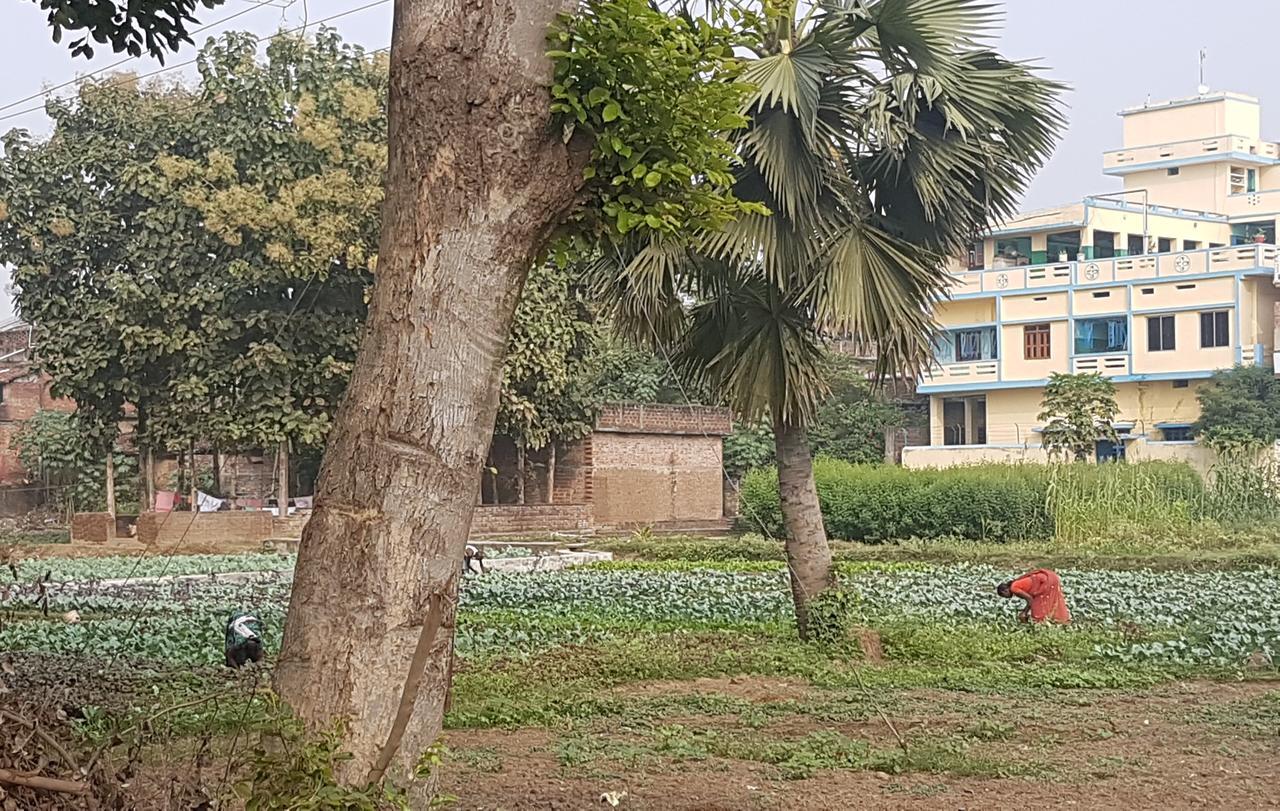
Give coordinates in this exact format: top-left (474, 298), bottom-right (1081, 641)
top-left (0, 528), bottom-right (71, 545)
top-left (591, 530), bottom-right (1280, 571)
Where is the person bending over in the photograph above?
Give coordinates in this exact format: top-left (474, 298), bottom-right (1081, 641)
top-left (997, 569), bottom-right (1071, 624)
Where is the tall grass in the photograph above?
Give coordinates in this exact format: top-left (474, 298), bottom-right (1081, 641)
top-left (740, 458), bottom-right (1280, 544)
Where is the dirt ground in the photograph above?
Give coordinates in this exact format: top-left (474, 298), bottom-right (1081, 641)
top-left (439, 677), bottom-right (1280, 810)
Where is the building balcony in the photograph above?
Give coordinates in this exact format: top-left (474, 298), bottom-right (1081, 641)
top-left (1071, 354), bottom-right (1129, 376)
top-left (950, 243), bottom-right (1277, 298)
top-left (1102, 134), bottom-right (1279, 175)
top-left (920, 360), bottom-right (999, 386)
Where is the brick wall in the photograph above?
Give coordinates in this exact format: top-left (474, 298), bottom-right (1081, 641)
top-left (135, 510), bottom-right (275, 546)
top-left (71, 511), bottom-right (114, 543)
top-left (470, 503), bottom-right (592, 537)
top-left (596, 404), bottom-right (732, 436)
top-left (591, 433), bottom-right (725, 526)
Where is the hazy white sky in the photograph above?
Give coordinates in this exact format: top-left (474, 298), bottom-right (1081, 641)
top-left (0, 0), bottom-right (1278, 316)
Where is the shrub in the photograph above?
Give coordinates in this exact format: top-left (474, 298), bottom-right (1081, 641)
top-left (739, 460), bottom-right (1217, 543)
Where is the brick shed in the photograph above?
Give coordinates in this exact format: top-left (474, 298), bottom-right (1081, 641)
top-left (473, 403), bottom-right (734, 536)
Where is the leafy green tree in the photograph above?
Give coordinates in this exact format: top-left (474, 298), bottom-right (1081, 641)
top-left (11, 410), bottom-right (138, 512)
top-left (1196, 364), bottom-right (1280, 450)
top-left (0, 75), bottom-right (205, 514)
top-left (495, 262), bottom-right (602, 500)
top-left (1038, 373), bottom-right (1120, 461)
top-left (598, 0), bottom-right (1063, 635)
top-left (144, 30), bottom-right (385, 508)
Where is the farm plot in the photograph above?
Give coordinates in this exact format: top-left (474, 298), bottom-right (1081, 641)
top-left (2, 553), bottom-right (1279, 809)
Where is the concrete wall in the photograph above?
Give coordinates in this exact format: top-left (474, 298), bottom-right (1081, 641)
top-left (904, 438), bottom-right (1218, 475)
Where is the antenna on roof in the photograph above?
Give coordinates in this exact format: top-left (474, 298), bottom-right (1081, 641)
top-left (1197, 47), bottom-right (1209, 95)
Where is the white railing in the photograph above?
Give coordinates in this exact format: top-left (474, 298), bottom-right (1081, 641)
top-left (1103, 135), bottom-right (1278, 172)
top-left (924, 360), bottom-right (999, 384)
top-left (951, 243), bottom-right (1275, 297)
top-left (1072, 354), bottom-right (1129, 376)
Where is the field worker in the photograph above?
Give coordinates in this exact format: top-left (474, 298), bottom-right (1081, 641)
top-left (224, 611), bottom-right (264, 668)
top-left (996, 569), bottom-right (1071, 625)
top-left (464, 544), bottom-right (487, 576)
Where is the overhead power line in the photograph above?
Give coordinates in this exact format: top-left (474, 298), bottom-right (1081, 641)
top-left (0, 0), bottom-right (391, 125)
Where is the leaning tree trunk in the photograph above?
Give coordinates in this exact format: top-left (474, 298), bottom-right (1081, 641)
top-left (274, 0), bottom-right (588, 797)
top-left (773, 421), bottom-right (835, 640)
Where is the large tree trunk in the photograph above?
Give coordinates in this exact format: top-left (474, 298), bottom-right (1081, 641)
top-left (274, 0), bottom-right (587, 797)
top-left (773, 421), bottom-right (834, 640)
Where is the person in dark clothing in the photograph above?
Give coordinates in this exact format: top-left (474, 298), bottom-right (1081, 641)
top-left (463, 544), bottom-right (487, 575)
top-left (224, 611), bottom-right (264, 668)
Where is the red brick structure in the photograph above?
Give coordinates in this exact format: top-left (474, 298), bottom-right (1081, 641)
top-left (0, 318), bottom-right (75, 488)
top-left (473, 403), bottom-right (734, 537)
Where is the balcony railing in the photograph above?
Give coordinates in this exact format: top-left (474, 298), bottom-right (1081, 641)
top-left (1103, 134), bottom-right (1279, 172)
top-left (1072, 354), bottom-right (1129, 376)
top-left (952, 243), bottom-right (1277, 297)
top-left (920, 360), bottom-right (998, 385)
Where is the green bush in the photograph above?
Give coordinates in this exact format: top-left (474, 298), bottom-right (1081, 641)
top-left (739, 460), bottom-right (1218, 543)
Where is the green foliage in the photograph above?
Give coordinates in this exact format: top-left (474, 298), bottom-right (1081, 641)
top-left (11, 409), bottom-right (138, 511)
top-left (237, 701), bottom-right (424, 810)
top-left (32, 0), bottom-right (225, 60)
top-left (549, 0), bottom-right (757, 240)
top-left (497, 263), bottom-right (603, 451)
top-left (1196, 364), bottom-right (1280, 450)
top-left (1038, 373), bottom-right (1119, 461)
top-left (802, 587), bottom-right (862, 646)
top-left (741, 460), bottom-right (1050, 542)
top-left (739, 460), bottom-right (1227, 543)
top-left (723, 353), bottom-right (909, 478)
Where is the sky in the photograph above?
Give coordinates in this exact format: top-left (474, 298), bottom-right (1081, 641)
top-left (0, 0), bottom-right (1279, 314)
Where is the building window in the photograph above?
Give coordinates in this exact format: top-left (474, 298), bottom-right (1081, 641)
top-left (942, 397), bottom-right (986, 446)
top-left (1157, 237), bottom-right (1173, 253)
top-left (994, 237), bottom-right (1031, 268)
top-left (1147, 315), bottom-right (1176, 352)
top-left (1140, 287), bottom-right (1155, 295)
top-left (1167, 167), bottom-right (1180, 176)
top-left (1127, 234), bottom-right (1145, 256)
top-left (1183, 240), bottom-right (1199, 251)
top-left (967, 240), bottom-right (984, 270)
top-left (1200, 311), bottom-right (1230, 348)
top-left (1162, 426), bottom-right (1194, 442)
top-left (943, 398), bottom-right (967, 446)
top-left (1091, 291), bottom-right (1111, 299)
top-left (934, 327), bottom-right (997, 364)
top-left (1024, 324), bottom-right (1051, 360)
top-left (1075, 317), bottom-right (1128, 355)
top-left (1230, 165), bottom-right (1249, 195)
top-left (1172, 379), bottom-right (1189, 389)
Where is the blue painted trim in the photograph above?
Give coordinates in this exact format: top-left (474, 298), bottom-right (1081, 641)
top-left (918, 369), bottom-right (1220, 395)
top-left (1103, 152), bottom-right (1278, 177)
top-left (1000, 315), bottom-right (1070, 326)
top-left (995, 295), bottom-right (1003, 382)
top-left (1146, 440), bottom-right (1199, 446)
top-left (905, 443), bottom-right (1034, 450)
top-left (986, 221), bottom-right (1084, 238)
top-left (1132, 301), bottom-right (1236, 315)
top-left (1155, 421), bottom-right (1193, 429)
top-left (949, 267), bottom-right (1270, 301)
top-left (1126, 283), bottom-right (1135, 372)
top-left (1234, 276), bottom-right (1243, 365)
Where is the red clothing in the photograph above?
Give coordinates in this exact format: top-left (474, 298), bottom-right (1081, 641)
top-left (1009, 569), bottom-right (1071, 624)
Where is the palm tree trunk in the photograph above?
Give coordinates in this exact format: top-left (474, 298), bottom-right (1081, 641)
top-left (773, 421), bottom-right (834, 640)
top-left (274, 0), bottom-right (588, 794)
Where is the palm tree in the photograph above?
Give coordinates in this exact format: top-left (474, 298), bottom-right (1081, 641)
top-left (595, 0), bottom-right (1064, 637)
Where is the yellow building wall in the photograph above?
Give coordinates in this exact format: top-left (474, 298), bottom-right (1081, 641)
top-left (999, 321), bottom-right (1068, 382)
top-left (1071, 286), bottom-right (1127, 316)
top-left (1120, 98), bottom-right (1251, 148)
top-left (1085, 205), bottom-right (1232, 246)
top-left (1131, 310), bottom-right (1235, 374)
top-left (1120, 164), bottom-right (1229, 214)
top-left (1001, 291), bottom-right (1067, 321)
top-left (1243, 277), bottom-right (1279, 346)
top-left (935, 297), bottom-right (995, 326)
top-left (1131, 277), bottom-right (1234, 311)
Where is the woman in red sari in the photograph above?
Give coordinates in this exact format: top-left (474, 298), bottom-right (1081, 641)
top-left (997, 569), bottom-right (1071, 624)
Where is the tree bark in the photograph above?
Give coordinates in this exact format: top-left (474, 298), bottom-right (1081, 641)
top-left (189, 439), bottom-right (199, 509)
top-left (274, 0), bottom-right (588, 797)
top-left (104, 450), bottom-right (116, 520)
top-left (516, 442), bottom-right (526, 505)
top-left (276, 440), bottom-right (290, 518)
top-left (143, 446), bottom-right (156, 512)
top-left (773, 421), bottom-right (835, 640)
top-left (546, 442), bottom-right (556, 504)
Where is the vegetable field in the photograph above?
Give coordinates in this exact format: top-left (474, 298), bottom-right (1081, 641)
top-left (3, 547), bottom-right (1279, 809)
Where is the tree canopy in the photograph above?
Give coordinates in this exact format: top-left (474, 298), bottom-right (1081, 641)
top-left (1196, 364), bottom-right (1280, 450)
top-left (31, 0), bottom-right (226, 60)
top-left (1038, 372), bottom-right (1119, 461)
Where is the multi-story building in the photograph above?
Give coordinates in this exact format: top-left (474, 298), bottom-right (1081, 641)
top-left (905, 90), bottom-right (1280, 469)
